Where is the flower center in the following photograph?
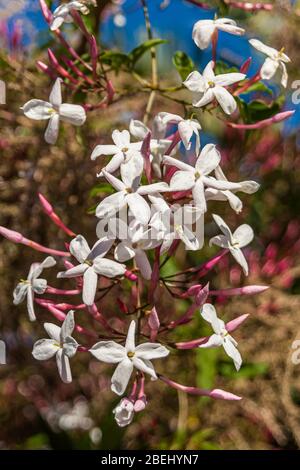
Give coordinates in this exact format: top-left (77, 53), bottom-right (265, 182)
top-left (126, 187), bottom-right (133, 193)
top-left (122, 147), bottom-right (129, 153)
top-left (84, 259), bottom-right (93, 266)
top-left (127, 351), bottom-right (135, 358)
top-left (194, 170), bottom-right (202, 180)
top-left (48, 108), bottom-right (57, 115)
top-left (207, 81), bottom-right (215, 88)
top-left (221, 329), bottom-right (229, 339)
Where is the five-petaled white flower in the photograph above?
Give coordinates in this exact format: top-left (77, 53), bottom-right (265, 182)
top-left (209, 214), bottom-right (254, 275)
top-left (57, 235), bottom-right (125, 306)
top-left (50, 1), bottom-right (96, 31)
top-left (249, 39), bottom-right (290, 88)
top-left (89, 320), bottom-right (169, 395)
top-left (96, 169), bottom-right (169, 225)
top-left (32, 310), bottom-right (78, 383)
top-left (192, 17), bottom-right (245, 50)
top-left (199, 303), bottom-right (242, 371)
top-left (184, 61), bottom-right (245, 114)
top-left (114, 221), bottom-right (161, 280)
top-left (13, 256), bottom-right (56, 322)
top-left (163, 144), bottom-right (247, 213)
top-left (21, 78), bottom-right (86, 144)
top-left (157, 112), bottom-right (201, 155)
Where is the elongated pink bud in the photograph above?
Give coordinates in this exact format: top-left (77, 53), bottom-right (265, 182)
top-left (39, 193), bottom-right (76, 237)
top-left (224, 1), bottom-right (273, 11)
top-left (227, 110), bottom-right (295, 130)
top-left (181, 284), bottom-right (202, 298)
top-left (0, 225), bottom-right (70, 257)
top-left (70, 9), bottom-right (90, 39)
top-left (106, 80), bottom-right (115, 104)
top-left (36, 60), bottom-right (56, 79)
top-left (148, 306), bottom-right (160, 341)
top-left (210, 285), bottom-right (269, 296)
top-left (55, 303), bottom-right (86, 310)
top-left (61, 56), bottom-right (94, 85)
top-left (43, 303), bottom-right (97, 338)
top-left (48, 49), bottom-right (78, 84)
top-left (39, 0), bottom-right (52, 23)
top-left (190, 249), bottom-right (227, 276)
top-left (46, 287), bottom-right (81, 295)
top-left (90, 35), bottom-right (98, 80)
top-left (240, 57), bottom-right (252, 74)
top-left (226, 314), bottom-right (249, 333)
top-left (195, 282), bottom-right (209, 306)
top-left (165, 130), bottom-right (181, 156)
top-left (159, 375), bottom-right (242, 401)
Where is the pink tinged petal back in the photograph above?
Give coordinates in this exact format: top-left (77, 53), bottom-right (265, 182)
top-left (111, 358), bottom-right (134, 395)
top-left (135, 343), bottom-right (169, 360)
top-left (135, 249), bottom-right (152, 280)
top-left (32, 339), bottom-right (60, 360)
top-left (22, 99), bottom-right (53, 120)
top-left (49, 78), bottom-right (62, 107)
top-left (93, 258), bottom-right (126, 278)
top-left (59, 103), bottom-right (86, 126)
top-left (61, 310), bottom-right (75, 340)
top-left (57, 263), bottom-right (87, 278)
top-left (82, 267), bottom-right (98, 305)
top-left (45, 113), bottom-right (60, 144)
top-left (70, 235), bottom-right (91, 263)
top-left (56, 349), bottom-right (72, 383)
top-left (27, 288), bottom-right (36, 322)
top-left (125, 320), bottom-right (136, 352)
top-left (223, 337), bottom-right (242, 371)
top-left (260, 57), bottom-right (278, 80)
top-left (89, 341), bottom-right (125, 363)
top-left (192, 22), bottom-right (215, 50)
top-left (213, 86), bottom-right (237, 115)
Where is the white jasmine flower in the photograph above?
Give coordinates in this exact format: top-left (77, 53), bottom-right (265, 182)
top-left (113, 398), bottom-right (135, 427)
top-left (183, 61), bottom-right (245, 114)
top-left (96, 169), bottom-right (169, 225)
top-left (22, 78), bottom-right (86, 144)
top-left (13, 256), bottom-right (56, 322)
top-left (89, 320), bottom-right (169, 395)
top-left (209, 214), bottom-right (254, 275)
top-left (193, 17), bottom-right (245, 50)
top-left (32, 310), bottom-right (78, 383)
top-left (57, 235), bottom-right (125, 306)
top-left (249, 39), bottom-right (290, 88)
top-left (50, 1), bottom-right (96, 31)
top-left (114, 221), bottom-right (161, 280)
top-left (199, 304), bottom-right (242, 371)
top-left (157, 112), bottom-right (201, 154)
top-left (205, 166), bottom-right (260, 213)
top-left (163, 144), bottom-right (246, 213)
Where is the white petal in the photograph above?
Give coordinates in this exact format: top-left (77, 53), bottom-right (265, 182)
top-left (45, 114), bottom-right (60, 144)
top-left (44, 323), bottom-right (61, 342)
top-left (13, 283), bottom-right (28, 305)
top-left (177, 225), bottom-right (200, 251)
top-left (129, 119), bottom-right (149, 140)
top-left (223, 337), bottom-right (242, 371)
top-left (112, 129), bottom-right (130, 148)
top-left (213, 72), bottom-right (245, 87)
top-left (135, 343), bottom-right (169, 360)
top-left (163, 155), bottom-right (193, 172)
top-left (202, 60), bottom-right (216, 81)
top-left (249, 39), bottom-right (278, 59)
top-left (199, 334), bottom-right (224, 348)
top-left (61, 310), bottom-right (75, 341)
top-left (89, 237), bottom-right (114, 260)
top-left (91, 145), bottom-right (119, 160)
top-left (59, 103), bottom-right (86, 126)
top-left (27, 287), bottom-right (36, 322)
top-left (56, 349), bottom-right (72, 383)
top-left (193, 88), bottom-right (214, 108)
top-left (192, 21), bottom-right (215, 50)
top-left (213, 86), bottom-right (237, 115)
top-left (132, 357), bottom-right (157, 380)
top-left (63, 336), bottom-right (78, 358)
top-left (89, 341), bottom-right (125, 363)
top-left (196, 143), bottom-right (221, 175)
top-left (212, 214), bottom-right (233, 240)
top-left (28, 256), bottom-right (56, 280)
top-left (69, 235), bottom-right (90, 263)
top-left (201, 303), bottom-right (223, 334)
top-left (102, 170), bottom-right (126, 191)
top-left (82, 267), bottom-right (98, 306)
top-left (233, 224), bottom-right (254, 248)
top-left (260, 57), bottom-right (278, 80)
top-left (49, 78), bottom-right (62, 107)
top-left (230, 247), bottom-right (249, 276)
top-left (183, 71), bottom-right (206, 93)
top-left (114, 241), bottom-right (135, 262)
top-left (104, 152), bottom-right (125, 174)
top-left (192, 180), bottom-right (206, 213)
top-left (32, 339), bottom-right (59, 360)
top-left (137, 182), bottom-right (170, 195)
top-left (170, 170), bottom-right (195, 191)
top-left (280, 62), bottom-right (288, 88)
top-left (120, 153), bottom-right (143, 188)
top-left (126, 193), bottom-right (151, 225)
top-left (93, 258), bottom-right (126, 278)
top-left (178, 121), bottom-right (194, 149)
top-left (96, 191), bottom-right (126, 219)
top-left (22, 99), bottom-right (52, 120)
top-left (216, 23), bottom-right (245, 37)
top-left (50, 16), bottom-right (65, 31)
top-left (111, 358), bottom-right (134, 395)
top-left (209, 234), bottom-right (230, 249)
top-left (125, 320), bottom-right (136, 352)
top-left (135, 249), bottom-right (152, 280)
top-left (57, 264), bottom-right (87, 279)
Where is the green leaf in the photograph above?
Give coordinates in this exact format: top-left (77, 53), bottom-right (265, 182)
top-left (89, 183), bottom-right (115, 198)
top-left (129, 38), bottom-right (168, 66)
top-left (244, 81), bottom-right (274, 96)
top-left (219, 361), bottom-right (269, 379)
top-left (100, 50), bottom-right (131, 72)
top-left (214, 60), bottom-right (239, 75)
top-left (172, 51), bottom-right (195, 80)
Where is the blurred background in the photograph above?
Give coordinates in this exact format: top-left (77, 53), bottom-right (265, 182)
top-left (0, 0), bottom-right (300, 450)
